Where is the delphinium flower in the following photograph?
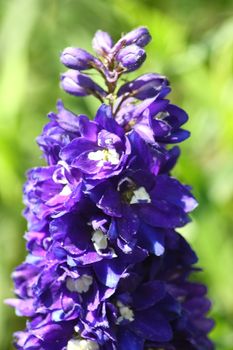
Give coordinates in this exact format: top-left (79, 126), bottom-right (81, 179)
top-left (7, 27), bottom-right (214, 350)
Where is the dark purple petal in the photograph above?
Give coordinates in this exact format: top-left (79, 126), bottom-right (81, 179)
top-left (94, 259), bottom-right (126, 288)
top-left (132, 281), bottom-right (166, 310)
top-left (116, 205), bottom-right (139, 243)
top-left (139, 202), bottom-right (190, 228)
top-left (151, 119), bottom-right (172, 138)
top-left (118, 328), bottom-right (144, 350)
top-left (166, 104), bottom-right (189, 127)
top-left (129, 309), bottom-right (173, 342)
top-left (151, 175), bottom-right (198, 213)
top-left (160, 146), bottom-right (180, 174)
top-left (95, 104), bottom-right (124, 137)
top-left (148, 99), bottom-right (169, 117)
top-left (161, 129), bottom-right (190, 143)
top-left (96, 184), bottom-right (122, 217)
top-left (117, 73), bottom-right (169, 100)
top-left (138, 223), bottom-right (165, 256)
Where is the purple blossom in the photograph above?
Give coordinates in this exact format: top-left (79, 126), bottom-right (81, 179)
top-left (8, 27), bottom-right (214, 350)
top-left (60, 105), bottom-right (131, 180)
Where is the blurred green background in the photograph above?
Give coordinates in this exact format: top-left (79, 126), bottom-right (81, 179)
top-left (0, 0), bottom-right (233, 349)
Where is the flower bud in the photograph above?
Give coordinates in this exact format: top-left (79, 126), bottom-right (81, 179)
top-left (61, 70), bottom-right (106, 97)
top-left (92, 30), bottom-right (113, 56)
top-left (117, 73), bottom-right (169, 100)
top-left (60, 47), bottom-right (99, 70)
top-left (113, 26), bottom-right (151, 53)
top-left (116, 44), bottom-right (146, 72)
top-left (120, 26), bottom-right (151, 47)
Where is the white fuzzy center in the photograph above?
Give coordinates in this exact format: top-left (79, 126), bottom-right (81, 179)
top-left (88, 149), bottom-right (120, 166)
top-left (117, 301), bottom-right (135, 323)
top-left (92, 230), bottom-right (108, 251)
top-left (66, 275), bottom-right (93, 293)
top-left (67, 339), bottom-right (99, 350)
top-left (130, 186), bottom-right (151, 204)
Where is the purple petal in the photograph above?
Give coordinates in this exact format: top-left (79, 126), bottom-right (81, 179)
top-left (49, 100), bottom-right (81, 133)
top-left (118, 328), bottom-right (144, 350)
top-left (139, 202), bottom-right (190, 228)
top-left (60, 138), bottom-right (97, 163)
top-left (117, 73), bottom-right (169, 100)
top-left (97, 186), bottom-right (122, 217)
top-left (94, 259), bottom-right (126, 288)
top-left (138, 223), bottom-right (165, 256)
top-left (132, 281), bottom-right (166, 310)
top-left (129, 309), bottom-right (173, 342)
top-left (151, 175), bottom-right (198, 213)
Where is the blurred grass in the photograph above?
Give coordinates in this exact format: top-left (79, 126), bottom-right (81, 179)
top-left (0, 0), bottom-right (233, 349)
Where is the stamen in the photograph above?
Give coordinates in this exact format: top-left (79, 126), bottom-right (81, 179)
top-left (66, 275), bottom-right (93, 293)
top-left (116, 301), bottom-right (135, 323)
top-left (67, 339), bottom-right (99, 350)
top-left (88, 149), bottom-right (119, 165)
top-left (92, 230), bottom-right (108, 250)
top-left (130, 186), bottom-right (151, 204)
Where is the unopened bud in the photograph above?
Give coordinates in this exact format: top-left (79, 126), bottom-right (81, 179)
top-left (60, 47), bottom-right (99, 70)
top-left (113, 26), bottom-right (151, 53)
top-left (61, 70), bottom-right (106, 97)
top-left (116, 44), bottom-right (146, 72)
top-left (92, 30), bottom-right (113, 56)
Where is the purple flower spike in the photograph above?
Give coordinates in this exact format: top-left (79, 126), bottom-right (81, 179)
top-left (116, 44), bottom-right (146, 72)
top-left (8, 27), bottom-right (214, 350)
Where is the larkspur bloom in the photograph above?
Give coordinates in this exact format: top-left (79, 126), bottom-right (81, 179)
top-left (7, 27), bottom-right (214, 350)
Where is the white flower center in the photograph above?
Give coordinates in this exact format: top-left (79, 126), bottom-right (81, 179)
top-left (116, 301), bottom-right (135, 324)
top-left (107, 149), bottom-right (120, 164)
top-left (88, 149), bottom-right (120, 166)
top-left (66, 275), bottom-right (93, 293)
top-left (59, 184), bottom-right (72, 196)
top-left (88, 150), bottom-right (105, 162)
top-left (130, 186), bottom-right (151, 204)
top-left (67, 339), bottom-right (99, 350)
top-left (92, 230), bottom-right (108, 251)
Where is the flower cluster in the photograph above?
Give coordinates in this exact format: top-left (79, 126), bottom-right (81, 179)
top-left (7, 27), bottom-right (214, 350)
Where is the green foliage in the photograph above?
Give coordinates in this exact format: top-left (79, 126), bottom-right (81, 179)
top-left (0, 1), bottom-right (232, 348)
